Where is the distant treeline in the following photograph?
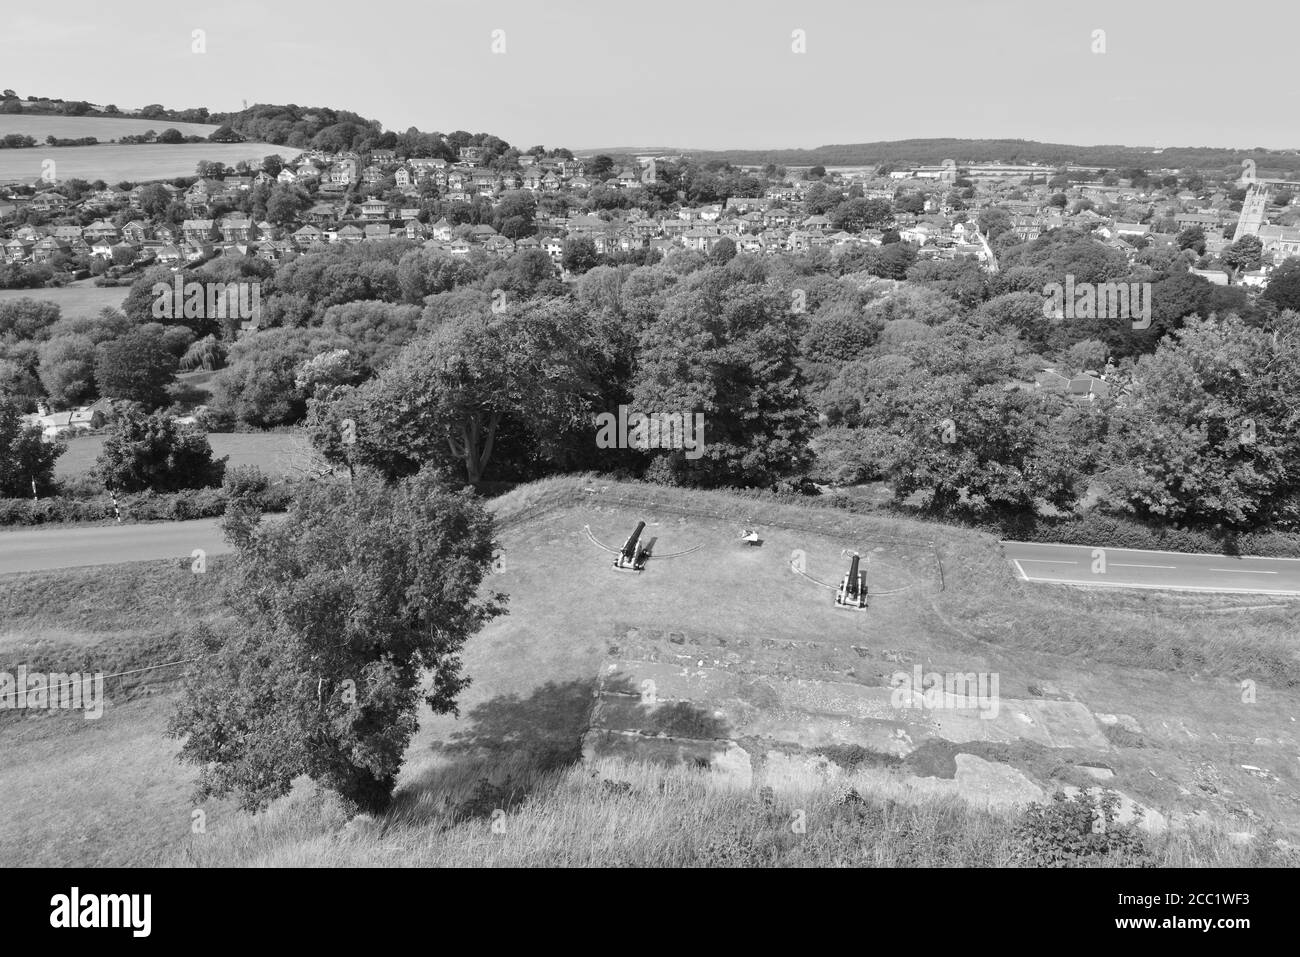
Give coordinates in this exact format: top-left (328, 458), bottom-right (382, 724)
top-left (689, 139), bottom-right (1300, 177)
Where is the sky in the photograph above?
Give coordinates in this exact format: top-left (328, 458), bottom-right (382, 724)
top-left (2, 0), bottom-right (1296, 152)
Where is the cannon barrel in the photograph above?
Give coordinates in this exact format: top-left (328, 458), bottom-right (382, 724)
top-left (847, 554), bottom-right (861, 593)
top-left (621, 521), bottom-right (646, 559)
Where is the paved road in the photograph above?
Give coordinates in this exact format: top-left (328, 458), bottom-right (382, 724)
top-left (1002, 540), bottom-right (1300, 596)
top-left (0, 519), bottom-right (230, 575)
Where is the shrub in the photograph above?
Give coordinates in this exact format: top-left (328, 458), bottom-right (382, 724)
top-left (1014, 790), bottom-right (1152, 867)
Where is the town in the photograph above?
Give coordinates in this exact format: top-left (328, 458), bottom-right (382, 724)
top-left (0, 28), bottom-right (1297, 901)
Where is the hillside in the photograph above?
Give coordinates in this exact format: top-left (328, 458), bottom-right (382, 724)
top-left (2, 477), bottom-right (1297, 866)
top-left (664, 138), bottom-right (1300, 176)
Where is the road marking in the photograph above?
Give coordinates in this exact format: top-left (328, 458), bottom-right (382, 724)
top-left (1000, 540), bottom-right (1300, 562)
top-left (1111, 563), bottom-right (1177, 569)
top-left (1209, 568), bottom-right (1279, 575)
top-left (1018, 558), bottom-right (1079, 565)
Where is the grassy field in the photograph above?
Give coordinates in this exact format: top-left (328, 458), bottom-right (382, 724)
top-left (2, 477), bottom-right (1298, 867)
top-left (0, 142), bottom-right (302, 184)
top-left (0, 115), bottom-right (219, 141)
top-left (0, 281), bottom-right (126, 319)
top-left (0, 560), bottom-right (232, 867)
top-left (57, 431), bottom-right (314, 481)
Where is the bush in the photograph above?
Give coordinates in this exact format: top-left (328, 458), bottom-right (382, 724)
top-left (96, 407), bottom-right (226, 493)
top-left (0, 482), bottom-right (296, 526)
top-left (998, 511), bottom-right (1300, 558)
top-left (222, 464), bottom-right (271, 499)
top-left (1014, 790), bottom-right (1152, 867)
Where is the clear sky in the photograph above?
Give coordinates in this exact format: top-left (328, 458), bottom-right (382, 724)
top-left (2, 0), bottom-right (1294, 151)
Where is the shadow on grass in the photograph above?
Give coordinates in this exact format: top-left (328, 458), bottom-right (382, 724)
top-left (387, 677), bottom-right (602, 826)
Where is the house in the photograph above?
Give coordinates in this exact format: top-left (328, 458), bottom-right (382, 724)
top-left (1068, 373), bottom-right (1110, 402)
top-left (307, 203), bottom-right (339, 225)
top-left (109, 241), bottom-right (135, 263)
top-left (359, 197), bottom-right (390, 221)
top-left (1189, 268), bottom-right (1230, 285)
top-left (1034, 368), bottom-right (1072, 392)
top-left (430, 217), bottom-right (453, 242)
top-left (31, 237), bottom-right (70, 262)
top-left (121, 220), bottom-right (151, 244)
top-left (52, 224), bottom-right (84, 243)
top-left (292, 223), bottom-right (322, 247)
top-left (182, 219), bottom-right (215, 243)
top-left (218, 214), bottom-right (255, 242)
top-left (22, 406), bottom-right (105, 440)
top-left (363, 224), bottom-right (392, 241)
top-left (3, 238), bottom-right (33, 262)
top-left (336, 224), bottom-right (365, 245)
top-left (155, 243), bottom-right (182, 264)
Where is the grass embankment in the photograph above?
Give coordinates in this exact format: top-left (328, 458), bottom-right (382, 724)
top-left (0, 559), bottom-right (232, 867)
top-left (178, 755), bottom-right (1289, 868)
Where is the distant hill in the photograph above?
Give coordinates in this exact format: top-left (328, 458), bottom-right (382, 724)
top-left (602, 138), bottom-right (1300, 177)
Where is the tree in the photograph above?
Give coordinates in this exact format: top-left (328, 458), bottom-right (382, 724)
top-left (1263, 257), bottom-right (1300, 313)
top-left (1101, 315), bottom-right (1300, 530)
top-left (831, 197), bottom-right (892, 232)
top-left (37, 335), bottom-right (97, 407)
top-left (179, 334), bottom-right (226, 372)
top-left (561, 237), bottom-right (600, 274)
top-left (95, 407), bottom-right (226, 493)
top-left (0, 297), bottom-right (61, 342)
top-left (1222, 234), bottom-right (1263, 273)
top-left (708, 237), bottom-right (737, 264)
top-left (208, 327), bottom-right (349, 428)
top-left (169, 469), bottom-right (505, 814)
top-left (588, 155), bottom-right (615, 179)
top-left (94, 328), bottom-right (178, 407)
top-left (632, 268), bottom-right (814, 488)
top-left (0, 398), bottom-right (63, 496)
top-left (316, 299), bottom-right (597, 484)
top-left (1176, 226), bottom-right (1206, 256)
top-left (157, 128), bottom-right (184, 144)
top-left (977, 207), bottom-right (1013, 240)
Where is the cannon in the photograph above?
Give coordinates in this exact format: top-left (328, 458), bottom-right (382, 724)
top-left (834, 553), bottom-right (868, 609)
top-left (613, 521), bottom-right (649, 571)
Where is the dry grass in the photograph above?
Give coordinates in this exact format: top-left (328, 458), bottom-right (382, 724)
top-left (175, 755), bottom-right (1293, 868)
